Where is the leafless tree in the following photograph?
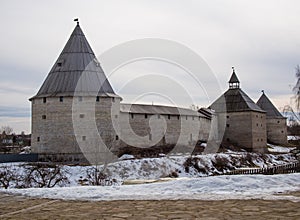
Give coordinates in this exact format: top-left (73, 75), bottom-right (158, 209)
top-left (0, 166), bottom-right (17, 189)
top-left (0, 126), bottom-right (13, 135)
top-left (23, 163), bottom-right (69, 188)
top-left (293, 65), bottom-right (300, 113)
top-left (85, 167), bottom-right (117, 186)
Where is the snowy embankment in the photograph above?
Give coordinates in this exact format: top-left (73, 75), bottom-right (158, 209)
top-left (4, 174), bottom-right (300, 201)
top-left (1, 149), bottom-right (299, 201)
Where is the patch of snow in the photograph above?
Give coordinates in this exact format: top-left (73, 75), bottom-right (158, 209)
top-left (267, 144), bottom-right (296, 153)
top-left (118, 154), bottom-right (135, 160)
top-left (3, 174), bottom-right (300, 202)
top-left (288, 135), bottom-right (300, 141)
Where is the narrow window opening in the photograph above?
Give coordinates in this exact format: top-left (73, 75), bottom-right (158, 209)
top-left (78, 96), bottom-right (83, 102)
top-left (37, 137), bottom-right (40, 142)
top-left (186, 116), bottom-right (188, 120)
top-left (177, 115), bottom-right (180, 120)
top-left (43, 97), bottom-right (46, 103)
top-left (226, 115), bottom-right (229, 118)
top-left (226, 124), bottom-right (230, 127)
top-left (116, 135), bottom-right (119, 140)
top-left (112, 97), bottom-right (115, 102)
top-left (59, 96), bottom-right (63, 102)
top-left (96, 96), bottom-right (100, 102)
top-left (79, 114), bottom-right (84, 118)
top-left (256, 123), bottom-right (259, 127)
top-left (145, 114), bottom-right (148, 119)
top-left (57, 62), bottom-right (62, 67)
top-left (131, 113), bottom-right (134, 119)
top-left (277, 121), bottom-right (280, 124)
top-left (168, 114), bottom-right (171, 120)
top-left (82, 136), bottom-right (86, 141)
top-left (42, 115), bottom-right (46, 120)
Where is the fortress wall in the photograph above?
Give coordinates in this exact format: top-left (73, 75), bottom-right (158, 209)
top-left (222, 111), bottom-right (267, 152)
top-left (266, 118), bottom-right (287, 145)
top-left (31, 96), bottom-right (121, 162)
top-left (118, 112), bottom-right (211, 150)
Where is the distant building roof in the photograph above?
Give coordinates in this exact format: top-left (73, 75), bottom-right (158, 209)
top-left (30, 21), bottom-right (118, 100)
top-left (210, 88), bottom-right (265, 113)
top-left (256, 92), bottom-right (285, 118)
top-left (120, 103), bottom-right (209, 118)
top-left (229, 69), bottom-right (240, 84)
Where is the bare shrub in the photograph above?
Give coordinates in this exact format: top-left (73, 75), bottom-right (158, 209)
top-left (22, 163), bottom-right (69, 188)
top-left (85, 167), bottom-right (118, 186)
top-left (212, 155), bottom-right (232, 171)
top-left (184, 157), bottom-right (207, 174)
top-left (0, 165), bottom-right (17, 189)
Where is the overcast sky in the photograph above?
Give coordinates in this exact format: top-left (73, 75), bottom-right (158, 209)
top-left (1, 0), bottom-right (299, 133)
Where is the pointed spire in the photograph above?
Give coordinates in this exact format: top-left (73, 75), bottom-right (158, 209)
top-left (229, 66), bottom-right (240, 89)
top-left (30, 21), bottom-right (118, 100)
top-left (256, 91), bottom-right (284, 118)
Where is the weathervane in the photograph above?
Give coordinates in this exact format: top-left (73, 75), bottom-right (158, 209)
top-left (74, 18), bottom-right (79, 25)
top-left (261, 90), bottom-right (265, 94)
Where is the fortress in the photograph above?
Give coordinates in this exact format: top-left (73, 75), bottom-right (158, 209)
top-left (30, 22), bottom-right (287, 163)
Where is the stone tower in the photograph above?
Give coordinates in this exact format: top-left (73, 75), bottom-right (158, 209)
top-left (210, 68), bottom-right (267, 153)
top-left (256, 91), bottom-right (287, 145)
top-left (30, 21), bottom-right (121, 163)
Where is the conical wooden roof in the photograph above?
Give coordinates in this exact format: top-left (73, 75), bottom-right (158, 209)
top-left (256, 92), bottom-right (284, 118)
top-left (210, 88), bottom-right (264, 113)
top-left (30, 22), bottom-right (117, 100)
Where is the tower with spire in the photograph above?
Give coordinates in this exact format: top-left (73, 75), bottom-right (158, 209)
top-left (256, 91), bottom-right (287, 144)
top-left (30, 20), bottom-right (122, 162)
top-left (210, 68), bottom-right (267, 153)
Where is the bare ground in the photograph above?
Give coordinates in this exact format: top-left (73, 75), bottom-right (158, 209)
top-left (0, 192), bottom-right (299, 219)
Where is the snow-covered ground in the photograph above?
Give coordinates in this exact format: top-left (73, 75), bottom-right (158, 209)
top-left (1, 151), bottom-right (299, 201)
top-left (4, 174), bottom-right (300, 202)
top-left (267, 144), bottom-right (296, 153)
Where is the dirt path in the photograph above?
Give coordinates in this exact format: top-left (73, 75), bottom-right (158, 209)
top-left (0, 192), bottom-right (299, 219)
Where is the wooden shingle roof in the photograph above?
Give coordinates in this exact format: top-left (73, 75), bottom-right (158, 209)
top-left (30, 22), bottom-right (117, 100)
top-left (256, 92), bottom-right (284, 118)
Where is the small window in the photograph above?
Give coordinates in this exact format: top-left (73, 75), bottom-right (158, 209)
top-left (177, 115), bottom-right (180, 120)
top-left (261, 124), bottom-right (262, 127)
top-left (79, 114), bottom-right (84, 118)
top-left (57, 62), bottom-right (62, 67)
top-left (257, 139), bottom-right (259, 141)
top-left (131, 113), bottom-right (134, 119)
top-left (78, 96), bottom-right (83, 102)
top-left (96, 96), bottom-right (100, 102)
top-left (42, 115), bottom-right (46, 119)
top-left (226, 124), bottom-right (230, 127)
top-left (277, 121), bottom-right (280, 124)
top-left (112, 97), bottom-right (115, 102)
top-left (145, 114), bottom-right (148, 119)
top-left (168, 114), bottom-right (171, 120)
top-left (158, 115), bottom-right (160, 119)
top-left (43, 97), bottom-right (46, 103)
top-left (37, 137), bottom-right (40, 142)
top-left (226, 115), bottom-right (229, 118)
top-left (59, 96), bottom-right (63, 102)
top-left (116, 135), bottom-right (119, 140)
top-left (82, 136), bottom-right (86, 141)
top-left (256, 115), bottom-right (258, 118)
top-left (261, 139), bottom-right (263, 142)
top-left (227, 138), bottom-right (230, 141)
top-left (281, 130), bottom-right (284, 133)
top-left (186, 116), bottom-right (188, 120)
top-left (256, 123), bottom-right (259, 127)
